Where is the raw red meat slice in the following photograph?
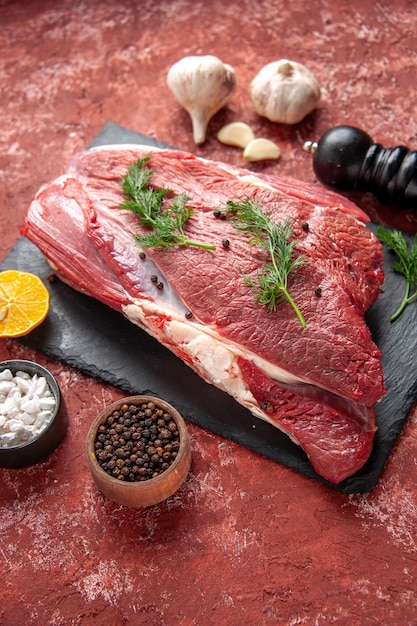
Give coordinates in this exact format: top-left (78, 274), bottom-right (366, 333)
top-left (24, 145), bottom-right (386, 483)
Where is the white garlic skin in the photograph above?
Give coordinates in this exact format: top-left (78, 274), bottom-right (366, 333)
top-left (167, 55), bottom-right (237, 145)
top-left (250, 59), bottom-right (321, 125)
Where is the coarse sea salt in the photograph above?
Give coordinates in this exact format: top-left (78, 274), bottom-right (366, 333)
top-left (0, 368), bottom-right (56, 448)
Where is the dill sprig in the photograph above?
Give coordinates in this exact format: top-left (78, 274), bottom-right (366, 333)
top-left (224, 199), bottom-right (306, 328)
top-left (120, 156), bottom-right (216, 250)
top-left (376, 225), bottom-right (417, 322)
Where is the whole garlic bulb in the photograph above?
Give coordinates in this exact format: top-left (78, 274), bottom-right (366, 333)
top-left (250, 59), bottom-right (321, 125)
top-left (167, 55), bottom-right (237, 145)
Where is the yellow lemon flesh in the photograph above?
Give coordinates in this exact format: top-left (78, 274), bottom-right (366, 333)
top-left (0, 270), bottom-right (50, 338)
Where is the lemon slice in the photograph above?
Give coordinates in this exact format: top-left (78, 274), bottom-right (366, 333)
top-left (0, 270), bottom-right (50, 338)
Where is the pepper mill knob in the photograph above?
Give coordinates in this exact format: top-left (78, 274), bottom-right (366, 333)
top-left (309, 125), bottom-right (417, 209)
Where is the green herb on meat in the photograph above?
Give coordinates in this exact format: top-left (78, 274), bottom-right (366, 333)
top-left (223, 199), bottom-right (306, 328)
top-left (120, 155), bottom-right (216, 250)
top-left (376, 225), bottom-right (417, 322)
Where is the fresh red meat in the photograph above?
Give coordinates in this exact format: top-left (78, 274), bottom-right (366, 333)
top-left (24, 145), bottom-right (386, 483)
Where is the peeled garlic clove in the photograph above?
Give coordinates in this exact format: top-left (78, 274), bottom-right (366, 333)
top-left (217, 122), bottom-right (256, 148)
top-left (167, 55), bottom-right (237, 145)
top-left (243, 138), bottom-right (281, 162)
top-left (250, 59), bottom-right (321, 125)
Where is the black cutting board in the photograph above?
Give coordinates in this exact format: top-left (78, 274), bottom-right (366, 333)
top-left (2, 122), bottom-right (417, 494)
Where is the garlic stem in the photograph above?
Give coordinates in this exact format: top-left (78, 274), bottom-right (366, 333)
top-left (190, 108), bottom-right (210, 146)
top-left (277, 60), bottom-right (293, 77)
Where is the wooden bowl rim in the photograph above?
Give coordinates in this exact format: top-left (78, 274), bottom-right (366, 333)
top-left (86, 394), bottom-right (190, 493)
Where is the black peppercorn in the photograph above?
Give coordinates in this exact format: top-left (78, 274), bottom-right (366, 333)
top-left (260, 401), bottom-right (274, 414)
top-left (94, 401), bottom-right (181, 482)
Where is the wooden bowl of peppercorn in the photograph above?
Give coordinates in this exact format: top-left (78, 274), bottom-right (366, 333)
top-left (86, 395), bottom-right (191, 508)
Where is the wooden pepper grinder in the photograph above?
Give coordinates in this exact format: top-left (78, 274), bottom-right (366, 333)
top-left (304, 125), bottom-right (417, 209)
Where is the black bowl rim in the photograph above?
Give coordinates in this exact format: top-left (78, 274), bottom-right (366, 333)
top-left (0, 359), bottom-right (61, 452)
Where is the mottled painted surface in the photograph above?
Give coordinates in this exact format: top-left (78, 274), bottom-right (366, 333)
top-left (1, 1), bottom-right (417, 624)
